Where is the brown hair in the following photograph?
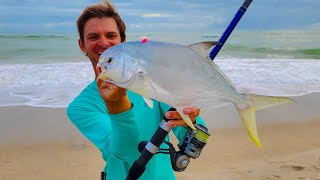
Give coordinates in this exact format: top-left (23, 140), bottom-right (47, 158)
top-left (77, 0), bottom-right (126, 44)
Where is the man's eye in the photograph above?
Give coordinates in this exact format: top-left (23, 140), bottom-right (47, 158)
top-left (88, 36), bottom-right (98, 40)
top-left (107, 34), bottom-right (117, 39)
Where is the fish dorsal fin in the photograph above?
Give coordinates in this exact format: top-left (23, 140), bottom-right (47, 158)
top-left (188, 41), bottom-right (221, 60)
top-left (188, 41), bottom-right (238, 90)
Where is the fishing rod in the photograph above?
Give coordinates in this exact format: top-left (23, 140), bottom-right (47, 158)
top-left (125, 1), bottom-right (253, 179)
top-left (209, 0), bottom-right (253, 60)
top-left (125, 107), bottom-right (209, 180)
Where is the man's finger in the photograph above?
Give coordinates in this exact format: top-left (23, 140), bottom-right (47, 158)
top-left (183, 107), bottom-right (200, 116)
top-left (167, 119), bottom-right (186, 128)
top-left (166, 109), bottom-right (199, 120)
top-left (165, 111), bottom-right (181, 120)
top-left (96, 66), bottom-right (102, 74)
top-left (105, 86), bottom-right (120, 101)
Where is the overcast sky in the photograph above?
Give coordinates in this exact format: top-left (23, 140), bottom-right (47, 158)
top-left (0, 0), bottom-right (319, 34)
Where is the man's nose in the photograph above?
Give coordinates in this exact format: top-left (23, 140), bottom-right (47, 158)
top-left (98, 36), bottom-right (111, 47)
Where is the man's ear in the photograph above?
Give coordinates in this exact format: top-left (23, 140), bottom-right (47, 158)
top-left (78, 39), bottom-right (87, 54)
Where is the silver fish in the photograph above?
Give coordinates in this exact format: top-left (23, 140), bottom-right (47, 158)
top-left (97, 40), bottom-right (294, 147)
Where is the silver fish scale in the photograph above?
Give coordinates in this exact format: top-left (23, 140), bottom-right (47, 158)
top-left (132, 40), bottom-right (247, 108)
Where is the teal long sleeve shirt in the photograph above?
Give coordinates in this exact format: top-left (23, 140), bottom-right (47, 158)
top-left (67, 80), bottom-right (205, 180)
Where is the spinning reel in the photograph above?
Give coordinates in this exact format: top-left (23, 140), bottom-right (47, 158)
top-left (138, 123), bottom-right (210, 172)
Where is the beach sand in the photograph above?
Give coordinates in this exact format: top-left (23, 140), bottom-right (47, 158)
top-left (0, 93), bottom-right (320, 179)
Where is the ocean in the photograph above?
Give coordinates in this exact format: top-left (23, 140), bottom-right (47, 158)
top-left (0, 30), bottom-right (320, 108)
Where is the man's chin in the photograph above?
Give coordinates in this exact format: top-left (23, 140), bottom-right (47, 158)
top-left (88, 56), bottom-right (99, 65)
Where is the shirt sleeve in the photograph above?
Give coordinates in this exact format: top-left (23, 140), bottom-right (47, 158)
top-left (66, 84), bottom-right (141, 161)
top-left (107, 105), bottom-right (141, 161)
top-left (159, 102), bottom-right (206, 142)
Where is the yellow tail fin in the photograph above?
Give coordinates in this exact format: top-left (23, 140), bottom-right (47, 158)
top-left (237, 95), bottom-right (295, 148)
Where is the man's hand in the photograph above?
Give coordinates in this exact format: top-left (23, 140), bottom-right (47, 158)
top-left (165, 107), bottom-right (200, 128)
top-left (96, 67), bottom-right (131, 114)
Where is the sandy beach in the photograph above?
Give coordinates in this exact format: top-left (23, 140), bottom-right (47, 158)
top-left (1, 93), bottom-right (320, 180)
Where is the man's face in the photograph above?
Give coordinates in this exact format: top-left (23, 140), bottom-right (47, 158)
top-left (79, 17), bottom-right (123, 67)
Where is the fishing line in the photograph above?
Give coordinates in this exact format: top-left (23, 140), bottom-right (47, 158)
top-left (254, 0), bottom-right (279, 33)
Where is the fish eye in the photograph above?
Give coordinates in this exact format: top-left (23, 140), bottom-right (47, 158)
top-left (107, 57), bottom-right (113, 64)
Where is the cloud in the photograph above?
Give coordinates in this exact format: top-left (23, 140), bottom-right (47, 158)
top-left (0, 6), bottom-right (82, 16)
top-left (141, 13), bottom-right (177, 18)
top-left (0, 0), bottom-right (319, 33)
top-left (309, 22), bottom-right (320, 29)
top-left (44, 22), bottom-right (75, 28)
top-left (129, 24), bottom-right (143, 29)
top-left (0, 22), bottom-right (76, 34)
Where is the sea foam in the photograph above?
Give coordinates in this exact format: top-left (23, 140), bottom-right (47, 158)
top-left (0, 58), bottom-right (320, 108)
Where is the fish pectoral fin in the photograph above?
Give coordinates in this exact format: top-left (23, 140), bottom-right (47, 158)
top-left (138, 71), bottom-right (157, 96)
top-left (188, 41), bottom-right (221, 59)
top-left (138, 70), bottom-right (147, 77)
top-left (176, 107), bottom-right (196, 130)
top-left (143, 96), bottom-right (153, 109)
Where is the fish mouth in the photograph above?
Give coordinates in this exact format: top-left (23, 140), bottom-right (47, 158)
top-left (98, 72), bottom-right (109, 80)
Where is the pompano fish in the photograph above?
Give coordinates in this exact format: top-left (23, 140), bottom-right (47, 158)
top-left (97, 40), bottom-right (294, 148)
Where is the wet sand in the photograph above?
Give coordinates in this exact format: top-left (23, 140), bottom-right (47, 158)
top-left (0, 93), bottom-right (320, 179)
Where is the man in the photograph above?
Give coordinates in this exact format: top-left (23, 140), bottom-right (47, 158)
top-left (67, 1), bottom-right (205, 179)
